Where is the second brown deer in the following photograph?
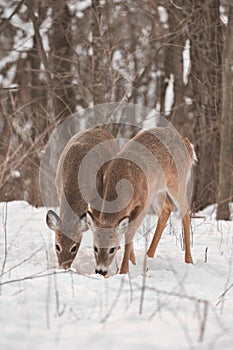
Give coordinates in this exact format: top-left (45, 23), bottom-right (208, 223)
top-left (87, 127), bottom-right (196, 275)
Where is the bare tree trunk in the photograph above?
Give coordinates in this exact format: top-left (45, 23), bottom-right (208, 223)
top-left (50, 1), bottom-right (75, 121)
top-left (26, 31), bottom-right (48, 206)
top-left (91, 0), bottom-right (107, 105)
top-left (162, 1), bottom-right (188, 134)
top-left (217, 5), bottom-right (233, 220)
top-left (187, 0), bottom-right (222, 211)
top-left (162, 0), bottom-right (222, 211)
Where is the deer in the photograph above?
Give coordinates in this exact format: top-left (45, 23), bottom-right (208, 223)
top-left (86, 126), bottom-right (196, 276)
top-left (46, 127), bottom-right (119, 270)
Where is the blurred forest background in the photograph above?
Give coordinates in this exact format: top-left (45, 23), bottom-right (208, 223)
top-left (0, 0), bottom-right (232, 219)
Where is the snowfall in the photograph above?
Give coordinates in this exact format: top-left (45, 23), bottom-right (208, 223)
top-left (0, 201), bottom-right (233, 350)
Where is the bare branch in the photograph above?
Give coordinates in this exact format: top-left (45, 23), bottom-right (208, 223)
top-left (0, 0), bottom-right (25, 33)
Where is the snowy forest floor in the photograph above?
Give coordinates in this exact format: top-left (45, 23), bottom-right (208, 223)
top-left (0, 201), bottom-right (233, 350)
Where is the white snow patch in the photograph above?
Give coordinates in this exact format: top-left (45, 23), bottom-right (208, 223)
top-left (184, 96), bottom-right (193, 105)
top-left (164, 73), bottom-right (174, 116)
top-left (219, 5), bottom-right (228, 25)
top-left (142, 109), bottom-right (159, 129)
top-left (68, 0), bottom-right (91, 14)
top-left (158, 6), bottom-right (168, 24)
top-left (11, 170), bottom-right (21, 179)
top-left (0, 201), bottom-right (233, 349)
top-left (88, 46), bottom-right (93, 56)
top-left (40, 11), bottom-right (53, 53)
top-left (183, 39), bottom-right (191, 85)
top-left (112, 50), bottom-right (124, 70)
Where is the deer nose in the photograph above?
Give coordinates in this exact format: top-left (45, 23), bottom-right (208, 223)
top-left (61, 263), bottom-right (71, 270)
top-left (95, 269), bottom-right (107, 276)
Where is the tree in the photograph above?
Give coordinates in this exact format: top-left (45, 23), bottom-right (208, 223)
top-left (49, 0), bottom-right (76, 121)
top-left (188, 0), bottom-right (222, 211)
top-left (160, 0), bottom-right (223, 211)
top-left (160, 1), bottom-right (188, 132)
top-left (0, 0), bottom-right (230, 213)
top-left (91, 0), bottom-right (107, 105)
top-left (217, 4), bottom-right (233, 220)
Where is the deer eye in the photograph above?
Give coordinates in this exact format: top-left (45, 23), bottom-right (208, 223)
top-left (94, 246), bottom-right (98, 253)
top-left (109, 247), bottom-right (115, 254)
top-left (55, 244), bottom-right (61, 252)
top-left (70, 245), bottom-right (77, 254)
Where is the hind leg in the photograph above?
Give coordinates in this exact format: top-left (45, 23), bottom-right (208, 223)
top-left (167, 184), bottom-right (193, 264)
top-left (182, 208), bottom-right (193, 263)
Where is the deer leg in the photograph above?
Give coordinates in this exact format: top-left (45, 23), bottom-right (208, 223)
top-left (167, 184), bottom-right (193, 264)
top-left (120, 243), bottom-right (133, 274)
top-left (147, 198), bottom-right (172, 258)
top-left (129, 243), bottom-right (136, 265)
top-left (182, 209), bottom-right (193, 264)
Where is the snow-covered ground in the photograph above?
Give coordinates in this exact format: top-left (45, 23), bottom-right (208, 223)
top-left (0, 201), bottom-right (233, 350)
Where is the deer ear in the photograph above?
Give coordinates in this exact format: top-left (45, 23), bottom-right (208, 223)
top-left (85, 211), bottom-right (95, 231)
top-left (46, 210), bottom-right (59, 231)
top-left (117, 217), bottom-right (129, 235)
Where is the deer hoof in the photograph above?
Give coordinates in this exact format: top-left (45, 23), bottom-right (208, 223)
top-left (147, 249), bottom-right (155, 258)
top-left (185, 255), bottom-right (193, 264)
top-left (130, 255), bottom-right (136, 265)
top-left (120, 266), bottom-right (129, 274)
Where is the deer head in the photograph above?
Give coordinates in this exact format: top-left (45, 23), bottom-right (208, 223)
top-left (46, 210), bottom-right (87, 270)
top-left (86, 212), bottom-right (129, 276)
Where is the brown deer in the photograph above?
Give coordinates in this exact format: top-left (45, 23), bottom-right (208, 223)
top-left (46, 127), bottom-right (119, 270)
top-left (87, 127), bottom-right (196, 275)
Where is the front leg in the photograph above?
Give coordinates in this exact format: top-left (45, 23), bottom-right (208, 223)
top-left (130, 243), bottom-right (136, 265)
top-left (120, 243), bottom-right (133, 274)
top-left (120, 213), bottom-right (143, 273)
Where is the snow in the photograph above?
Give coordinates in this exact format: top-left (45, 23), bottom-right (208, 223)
top-left (68, 0), bottom-right (91, 15)
top-left (164, 73), bottom-right (174, 116)
top-left (142, 109), bottom-right (159, 129)
top-left (184, 96), bottom-right (193, 106)
top-left (0, 201), bottom-right (233, 349)
top-left (112, 50), bottom-right (124, 70)
top-left (0, 3), bottom-right (52, 86)
top-left (219, 5), bottom-right (228, 25)
top-left (183, 39), bottom-right (191, 85)
top-left (158, 6), bottom-right (168, 24)
top-left (11, 170), bottom-right (21, 179)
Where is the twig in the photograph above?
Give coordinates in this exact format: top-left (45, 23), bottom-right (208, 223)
top-left (216, 281), bottom-right (233, 307)
top-left (0, 203), bottom-right (8, 291)
top-left (100, 277), bottom-right (125, 323)
top-left (0, 269), bottom-right (100, 288)
top-left (53, 273), bottom-right (66, 317)
top-left (2, 247), bottom-right (44, 276)
top-left (204, 247), bottom-right (208, 263)
top-left (199, 301), bottom-right (209, 342)
top-left (46, 273), bottom-right (52, 329)
top-left (25, 1), bottom-right (52, 87)
top-left (0, 269), bottom-right (72, 287)
top-left (0, 0), bottom-right (25, 33)
top-left (139, 232), bottom-right (148, 315)
top-left (126, 273), bottom-right (134, 311)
